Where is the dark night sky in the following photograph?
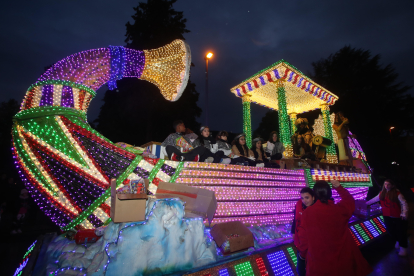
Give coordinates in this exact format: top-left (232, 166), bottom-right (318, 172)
top-left (1, 0), bottom-right (413, 135)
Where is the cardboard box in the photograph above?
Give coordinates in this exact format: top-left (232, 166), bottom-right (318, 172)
top-left (110, 179), bottom-right (149, 223)
top-left (155, 182), bottom-right (217, 225)
top-left (210, 221), bottom-right (254, 253)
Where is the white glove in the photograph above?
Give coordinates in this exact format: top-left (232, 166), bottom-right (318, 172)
top-left (248, 156), bottom-right (255, 161)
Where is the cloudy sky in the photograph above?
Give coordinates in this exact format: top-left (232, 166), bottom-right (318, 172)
top-left (1, 0), bottom-right (413, 134)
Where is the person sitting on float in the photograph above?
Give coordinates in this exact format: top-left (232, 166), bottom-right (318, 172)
top-left (292, 118), bottom-right (313, 145)
top-left (250, 138), bottom-right (280, 168)
top-left (333, 112), bottom-right (353, 167)
top-left (216, 131), bottom-right (246, 164)
top-left (231, 133), bottom-right (260, 167)
top-left (161, 120), bottom-right (206, 162)
top-left (265, 131), bottom-right (285, 160)
top-left (193, 126), bottom-right (231, 163)
top-left (293, 135), bottom-right (316, 161)
top-left (366, 179), bottom-right (408, 256)
top-left (297, 180), bottom-right (372, 276)
top-left (291, 187), bottom-right (315, 276)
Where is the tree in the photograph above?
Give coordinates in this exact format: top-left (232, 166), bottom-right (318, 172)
top-left (310, 46), bottom-right (412, 175)
top-left (311, 46), bottom-right (411, 137)
top-left (253, 110), bottom-right (279, 140)
top-left (95, 0), bottom-right (201, 146)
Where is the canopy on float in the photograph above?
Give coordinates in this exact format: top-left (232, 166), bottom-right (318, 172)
top-left (230, 59), bottom-right (339, 163)
top-left (230, 60), bottom-right (338, 114)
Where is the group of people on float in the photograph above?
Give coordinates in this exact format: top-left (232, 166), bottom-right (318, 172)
top-left (161, 120), bottom-right (285, 168)
top-left (292, 178), bottom-right (409, 276)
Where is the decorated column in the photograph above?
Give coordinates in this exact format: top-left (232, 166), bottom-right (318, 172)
top-left (242, 97), bottom-right (252, 148)
top-left (320, 104), bottom-right (338, 164)
top-left (276, 80), bottom-right (293, 157)
top-left (289, 112), bottom-right (297, 137)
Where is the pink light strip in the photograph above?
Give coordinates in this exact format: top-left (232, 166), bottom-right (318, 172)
top-left (184, 162), bottom-right (305, 175)
top-left (198, 186), bottom-right (300, 201)
top-left (176, 177), bottom-right (307, 187)
top-left (179, 170), bottom-right (306, 181)
top-left (215, 201), bottom-right (296, 217)
top-left (207, 213), bottom-right (294, 226)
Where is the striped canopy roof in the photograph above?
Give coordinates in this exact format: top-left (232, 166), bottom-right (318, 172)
top-left (230, 60), bottom-right (339, 114)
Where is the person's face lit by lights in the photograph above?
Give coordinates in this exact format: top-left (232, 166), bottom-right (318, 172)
top-left (201, 128), bottom-right (210, 138)
top-left (256, 141), bottom-right (262, 149)
top-left (272, 133), bottom-right (277, 142)
top-left (301, 192), bottom-right (315, 207)
top-left (384, 181), bottom-right (394, 191)
top-left (239, 137), bottom-right (246, 145)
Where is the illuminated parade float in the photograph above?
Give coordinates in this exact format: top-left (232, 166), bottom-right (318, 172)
top-left (12, 40), bottom-right (383, 276)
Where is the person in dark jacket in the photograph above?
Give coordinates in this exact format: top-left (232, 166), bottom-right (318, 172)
top-left (161, 120), bottom-right (206, 161)
top-left (298, 180), bottom-right (372, 276)
top-left (266, 131), bottom-right (285, 160)
top-left (216, 131), bottom-right (246, 165)
top-left (291, 187), bottom-right (315, 276)
top-left (194, 126), bottom-right (229, 163)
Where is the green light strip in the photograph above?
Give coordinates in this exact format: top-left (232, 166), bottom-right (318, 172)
top-left (369, 219), bottom-right (382, 234)
top-left (27, 80), bottom-right (96, 97)
top-left (62, 155), bottom-right (143, 231)
top-left (147, 159), bottom-right (165, 184)
top-left (169, 162), bottom-right (184, 183)
top-left (287, 247), bottom-right (297, 267)
top-left (354, 224), bottom-right (370, 242)
top-left (234, 261), bottom-right (255, 276)
top-left (242, 100), bottom-right (252, 148)
top-left (276, 83), bottom-right (293, 153)
top-left (321, 108), bottom-right (337, 160)
top-left (14, 106), bottom-right (87, 122)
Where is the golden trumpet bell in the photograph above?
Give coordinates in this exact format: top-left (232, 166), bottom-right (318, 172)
top-left (141, 39), bottom-right (191, 102)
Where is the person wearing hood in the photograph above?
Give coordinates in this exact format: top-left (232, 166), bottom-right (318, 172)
top-left (194, 126), bottom-right (230, 163)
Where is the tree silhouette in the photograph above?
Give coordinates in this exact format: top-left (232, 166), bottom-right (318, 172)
top-left (310, 46), bottom-right (412, 174)
top-left (95, 0), bottom-right (201, 146)
top-left (311, 46), bottom-right (412, 139)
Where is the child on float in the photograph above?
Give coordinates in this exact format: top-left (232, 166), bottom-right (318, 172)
top-left (265, 131), bottom-right (285, 160)
top-left (250, 138), bottom-right (280, 168)
top-left (366, 179), bottom-right (408, 256)
top-left (291, 187), bottom-right (315, 276)
top-left (161, 120), bottom-right (206, 162)
top-left (231, 133), bottom-right (260, 167)
top-left (297, 180), bottom-right (372, 276)
top-left (216, 131), bottom-right (246, 165)
top-left (194, 126), bottom-right (230, 163)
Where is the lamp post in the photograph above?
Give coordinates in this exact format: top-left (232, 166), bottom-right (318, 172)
top-left (205, 52), bottom-right (213, 125)
top-left (389, 126), bottom-right (395, 135)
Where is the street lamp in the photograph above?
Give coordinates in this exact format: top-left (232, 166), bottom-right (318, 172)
top-left (205, 52), bottom-right (213, 125)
